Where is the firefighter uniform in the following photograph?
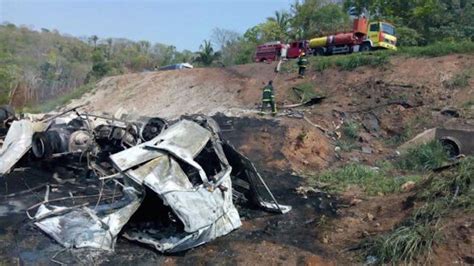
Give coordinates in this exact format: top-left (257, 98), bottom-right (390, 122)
top-left (297, 54), bottom-right (308, 77)
top-left (261, 84), bottom-right (276, 115)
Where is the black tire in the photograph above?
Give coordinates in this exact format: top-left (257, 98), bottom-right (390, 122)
top-left (313, 48), bottom-right (324, 56)
top-left (360, 43), bottom-right (371, 52)
top-left (326, 46), bottom-right (334, 55)
top-left (32, 133), bottom-right (51, 159)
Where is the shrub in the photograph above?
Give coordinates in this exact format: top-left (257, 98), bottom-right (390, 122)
top-left (362, 223), bottom-right (440, 264)
top-left (443, 68), bottom-right (472, 89)
top-left (342, 121), bottom-right (359, 139)
top-left (399, 41), bottom-right (474, 57)
top-left (292, 82), bottom-right (317, 102)
top-left (335, 52), bottom-right (389, 71)
top-left (396, 141), bottom-right (449, 171)
top-left (310, 52), bottom-right (390, 72)
top-left (23, 83), bottom-right (95, 113)
top-left (396, 26), bottom-right (424, 47)
top-left (312, 57), bottom-right (332, 72)
top-left (310, 164), bottom-right (421, 195)
top-left (362, 157), bottom-right (474, 263)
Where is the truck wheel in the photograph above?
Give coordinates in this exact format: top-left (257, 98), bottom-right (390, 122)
top-left (360, 43), bottom-right (371, 52)
top-left (313, 48), bottom-right (324, 56)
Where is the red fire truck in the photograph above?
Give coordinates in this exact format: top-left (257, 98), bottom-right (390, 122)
top-left (254, 41), bottom-right (284, 62)
top-left (254, 17), bottom-right (397, 62)
top-left (254, 41), bottom-right (308, 62)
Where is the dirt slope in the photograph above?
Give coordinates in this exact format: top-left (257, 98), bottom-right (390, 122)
top-left (66, 67), bottom-right (265, 119)
top-left (55, 54), bottom-right (474, 264)
top-left (65, 54), bottom-right (474, 171)
top-left (67, 54), bottom-right (474, 119)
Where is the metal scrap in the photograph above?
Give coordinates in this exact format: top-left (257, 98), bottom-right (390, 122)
top-left (0, 107), bottom-right (290, 254)
top-left (0, 120), bottom-right (34, 175)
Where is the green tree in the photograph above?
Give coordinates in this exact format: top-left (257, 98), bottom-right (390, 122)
top-left (291, 0), bottom-right (350, 39)
top-left (267, 10), bottom-right (291, 41)
top-left (89, 47), bottom-right (109, 80)
top-left (89, 35), bottom-right (99, 48)
top-left (175, 49), bottom-right (195, 63)
top-left (291, 0), bottom-right (326, 39)
top-left (211, 28), bottom-right (243, 65)
top-left (194, 40), bottom-right (220, 66)
top-left (343, 0), bottom-right (474, 45)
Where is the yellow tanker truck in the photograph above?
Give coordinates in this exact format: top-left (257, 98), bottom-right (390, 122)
top-left (309, 17), bottom-right (397, 56)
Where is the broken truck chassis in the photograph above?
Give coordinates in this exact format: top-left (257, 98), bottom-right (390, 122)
top-left (0, 108), bottom-right (290, 253)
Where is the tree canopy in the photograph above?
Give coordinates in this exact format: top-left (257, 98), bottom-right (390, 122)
top-left (0, 24), bottom-right (193, 106)
top-left (215, 0), bottom-right (473, 64)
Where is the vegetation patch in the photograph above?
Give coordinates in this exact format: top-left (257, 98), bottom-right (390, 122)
top-left (284, 41), bottom-right (474, 74)
top-left (462, 98), bottom-right (474, 109)
top-left (362, 223), bottom-right (440, 264)
top-left (362, 157), bottom-right (474, 263)
top-left (309, 164), bottom-right (421, 196)
top-left (334, 139), bottom-right (359, 152)
top-left (335, 52), bottom-right (389, 70)
top-left (310, 52), bottom-right (389, 72)
top-left (443, 68), bottom-right (473, 89)
top-left (342, 121), bottom-right (359, 140)
top-left (22, 83), bottom-right (95, 113)
top-left (386, 112), bottom-right (433, 147)
top-left (333, 120), bottom-right (360, 151)
top-left (291, 82), bottom-right (317, 102)
top-left (399, 41), bottom-right (474, 57)
top-left (396, 141), bottom-right (449, 171)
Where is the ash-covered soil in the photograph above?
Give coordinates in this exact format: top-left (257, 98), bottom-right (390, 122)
top-left (0, 116), bottom-right (337, 265)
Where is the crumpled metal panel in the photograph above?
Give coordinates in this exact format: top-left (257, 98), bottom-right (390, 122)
top-left (110, 119), bottom-right (242, 252)
top-left (123, 206), bottom-right (241, 253)
top-left (123, 167), bottom-right (241, 253)
top-left (223, 143), bottom-right (292, 214)
top-left (144, 165), bottom-right (235, 232)
top-left (0, 120), bottom-right (34, 175)
top-left (34, 188), bottom-right (142, 251)
top-left (110, 120), bottom-right (211, 172)
top-left (28, 117), bottom-right (289, 254)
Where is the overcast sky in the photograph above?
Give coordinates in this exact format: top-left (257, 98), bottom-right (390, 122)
top-left (0, 0), bottom-right (294, 51)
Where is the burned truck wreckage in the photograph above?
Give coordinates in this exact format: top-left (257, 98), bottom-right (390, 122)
top-left (0, 106), bottom-right (290, 253)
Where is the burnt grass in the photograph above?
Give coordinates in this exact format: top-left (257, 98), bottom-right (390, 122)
top-left (0, 115), bottom-right (338, 264)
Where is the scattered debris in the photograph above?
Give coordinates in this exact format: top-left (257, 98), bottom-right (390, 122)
top-left (440, 107), bottom-right (461, 118)
top-left (303, 116), bottom-right (328, 133)
top-left (366, 213), bottom-right (375, 221)
top-left (282, 87), bottom-right (326, 108)
top-left (401, 181), bottom-right (416, 192)
top-left (361, 146), bottom-right (373, 154)
top-left (158, 62), bottom-right (193, 71)
top-left (0, 105), bottom-right (15, 136)
top-left (0, 120), bottom-right (34, 175)
top-left (361, 112), bottom-right (380, 134)
top-left (350, 198), bottom-right (362, 206)
top-left (296, 186), bottom-right (322, 199)
top-left (0, 107), bottom-right (290, 254)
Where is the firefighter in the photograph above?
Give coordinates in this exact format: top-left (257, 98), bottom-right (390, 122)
top-left (261, 80), bottom-right (276, 116)
top-left (297, 52), bottom-right (308, 78)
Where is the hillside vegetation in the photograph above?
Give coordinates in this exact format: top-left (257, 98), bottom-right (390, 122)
top-left (0, 24), bottom-right (193, 106)
top-left (0, 25), bottom-right (91, 105)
